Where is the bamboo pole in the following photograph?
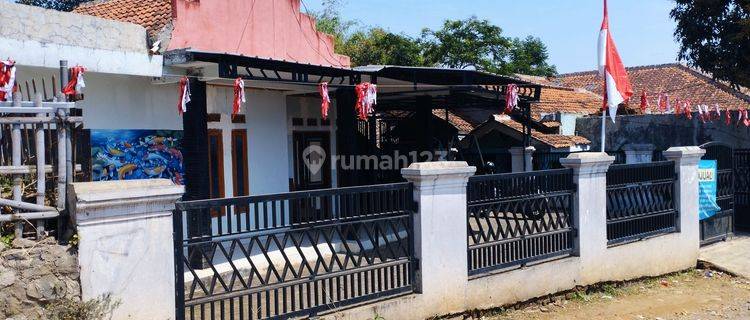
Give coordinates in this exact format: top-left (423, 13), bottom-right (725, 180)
top-left (35, 93), bottom-right (46, 238)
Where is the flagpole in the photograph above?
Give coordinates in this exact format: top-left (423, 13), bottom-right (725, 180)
top-left (600, 111), bottom-right (606, 152)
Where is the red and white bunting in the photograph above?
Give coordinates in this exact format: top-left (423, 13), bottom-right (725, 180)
top-left (674, 97), bottom-right (682, 117)
top-left (177, 76), bottom-right (191, 115)
top-left (697, 104), bottom-right (706, 123)
top-left (62, 66), bottom-right (86, 96)
top-left (233, 78), bottom-right (246, 115)
top-left (318, 82), bottom-right (331, 120)
top-left (684, 100), bottom-right (692, 120)
top-left (355, 82), bottom-right (377, 120)
top-left (0, 59), bottom-right (16, 102)
top-left (714, 104), bottom-right (722, 120)
top-left (639, 90), bottom-right (649, 113)
top-left (598, 0), bottom-right (633, 122)
top-left (738, 108), bottom-right (747, 127)
top-left (657, 93), bottom-right (668, 113)
top-left (504, 84), bottom-right (519, 114)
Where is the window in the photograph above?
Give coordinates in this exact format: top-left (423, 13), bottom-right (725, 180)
top-left (207, 129), bottom-right (225, 217)
top-left (231, 129), bottom-right (249, 214)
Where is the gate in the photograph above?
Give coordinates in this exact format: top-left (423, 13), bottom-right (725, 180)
top-left (735, 149), bottom-right (750, 230)
top-left (700, 143), bottom-right (734, 245)
top-left (173, 183), bottom-right (417, 320)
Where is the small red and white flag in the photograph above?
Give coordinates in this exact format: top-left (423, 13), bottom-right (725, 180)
top-left (233, 77), bottom-right (246, 115)
top-left (598, 0), bottom-right (633, 122)
top-left (355, 82), bottom-right (377, 120)
top-left (319, 82), bottom-right (331, 120)
top-left (639, 90), bottom-right (649, 113)
top-left (0, 59), bottom-right (17, 102)
top-left (177, 76), bottom-right (191, 115)
top-left (726, 108), bottom-right (733, 126)
top-left (504, 83), bottom-right (519, 114)
top-left (63, 65), bottom-right (86, 96)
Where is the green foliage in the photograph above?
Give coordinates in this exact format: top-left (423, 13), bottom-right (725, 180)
top-left (343, 28), bottom-right (426, 67)
top-left (310, 2), bottom-right (557, 76)
top-left (45, 294), bottom-right (121, 320)
top-left (421, 17), bottom-right (557, 76)
top-left (16, 0), bottom-right (91, 12)
top-left (671, 0), bottom-right (750, 88)
top-left (420, 16), bottom-right (511, 72)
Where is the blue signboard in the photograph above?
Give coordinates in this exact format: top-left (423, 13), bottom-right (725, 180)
top-left (698, 160), bottom-right (721, 220)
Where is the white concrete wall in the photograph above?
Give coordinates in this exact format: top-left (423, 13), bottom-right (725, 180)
top-left (0, 1), bottom-right (161, 77)
top-left (71, 179), bottom-right (184, 320)
top-left (206, 86), bottom-right (290, 196)
top-left (14, 65), bottom-right (181, 130)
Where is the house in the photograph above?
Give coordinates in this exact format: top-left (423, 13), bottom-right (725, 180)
top-left (0, 0), bottom-right (543, 206)
top-left (555, 63), bottom-right (750, 151)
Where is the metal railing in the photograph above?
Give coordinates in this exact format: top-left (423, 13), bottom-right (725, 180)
top-left (466, 169), bottom-right (575, 276)
top-left (606, 161), bottom-right (678, 245)
top-left (533, 150), bottom-right (625, 171)
top-left (174, 183), bottom-right (416, 320)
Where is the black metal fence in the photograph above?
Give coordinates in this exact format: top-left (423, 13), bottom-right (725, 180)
top-left (606, 161), bottom-right (678, 245)
top-left (735, 149), bottom-right (750, 231)
top-left (174, 183), bottom-right (416, 320)
top-left (533, 150), bottom-right (625, 171)
top-left (466, 169), bottom-right (575, 276)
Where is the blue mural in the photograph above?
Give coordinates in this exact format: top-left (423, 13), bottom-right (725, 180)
top-left (91, 130), bottom-right (184, 185)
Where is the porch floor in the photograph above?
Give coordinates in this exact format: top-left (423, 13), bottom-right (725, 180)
top-left (699, 232), bottom-right (750, 278)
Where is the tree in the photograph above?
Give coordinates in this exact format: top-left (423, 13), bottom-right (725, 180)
top-left (508, 36), bottom-right (557, 77)
top-left (421, 17), bottom-right (511, 72)
top-left (420, 17), bottom-right (557, 76)
top-left (16, 0), bottom-right (91, 11)
top-left (672, 0), bottom-right (750, 88)
top-left (342, 28), bottom-right (425, 67)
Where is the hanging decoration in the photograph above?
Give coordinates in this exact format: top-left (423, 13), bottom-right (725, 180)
top-left (0, 59), bottom-right (17, 102)
top-left (737, 107), bottom-right (747, 127)
top-left (232, 77), bottom-right (246, 115)
top-left (639, 90), bottom-right (649, 113)
top-left (713, 104), bottom-right (722, 121)
top-left (674, 98), bottom-right (682, 117)
top-left (355, 82), bottom-right (377, 120)
top-left (744, 109), bottom-right (750, 127)
top-left (504, 84), bottom-right (519, 114)
top-left (725, 107), bottom-right (732, 126)
top-left (318, 82), bottom-right (331, 120)
top-left (177, 76), bottom-right (191, 115)
top-left (697, 104), bottom-right (707, 123)
top-left (62, 65), bottom-right (86, 96)
top-left (657, 93), bottom-right (668, 113)
top-left (683, 100), bottom-right (692, 120)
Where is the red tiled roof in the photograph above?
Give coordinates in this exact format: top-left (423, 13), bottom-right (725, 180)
top-left (73, 0), bottom-right (173, 38)
top-left (557, 63), bottom-right (750, 112)
top-left (532, 87), bottom-right (601, 117)
top-left (492, 115), bottom-right (591, 148)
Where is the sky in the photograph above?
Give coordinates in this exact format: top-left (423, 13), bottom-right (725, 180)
top-left (302, 0), bottom-right (681, 74)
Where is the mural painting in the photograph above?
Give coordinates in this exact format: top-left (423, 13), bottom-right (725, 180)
top-left (91, 130), bottom-right (185, 185)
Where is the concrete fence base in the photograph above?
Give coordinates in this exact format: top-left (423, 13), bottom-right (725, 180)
top-left (66, 148), bottom-right (703, 320)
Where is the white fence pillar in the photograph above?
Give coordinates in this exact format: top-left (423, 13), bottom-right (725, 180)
top-left (70, 179), bottom-right (184, 320)
top-left (401, 161), bottom-right (476, 315)
top-left (510, 146), bottom-right (535, 172)
top-left (560, 152), bottom-right (614, 278)
top-left (663, 147), bottom-right (704, 243)
top-left (623, 143), bottom-right (655, 164)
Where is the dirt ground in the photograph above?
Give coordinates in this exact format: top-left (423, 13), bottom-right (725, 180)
top-left (477, 269), bottom-right (750, 320)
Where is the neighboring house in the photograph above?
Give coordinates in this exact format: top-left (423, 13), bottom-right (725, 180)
top-left (555, 63), bottom-right (750, 151)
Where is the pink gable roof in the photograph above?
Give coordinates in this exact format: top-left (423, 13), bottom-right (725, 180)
top-left (168, 0), bottom-right (350, 67)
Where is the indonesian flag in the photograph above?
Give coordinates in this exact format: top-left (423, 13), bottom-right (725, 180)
top-left (598, 0), bottom-right (633, 122)
top-left (177, 76), bottom-right (190, 115)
